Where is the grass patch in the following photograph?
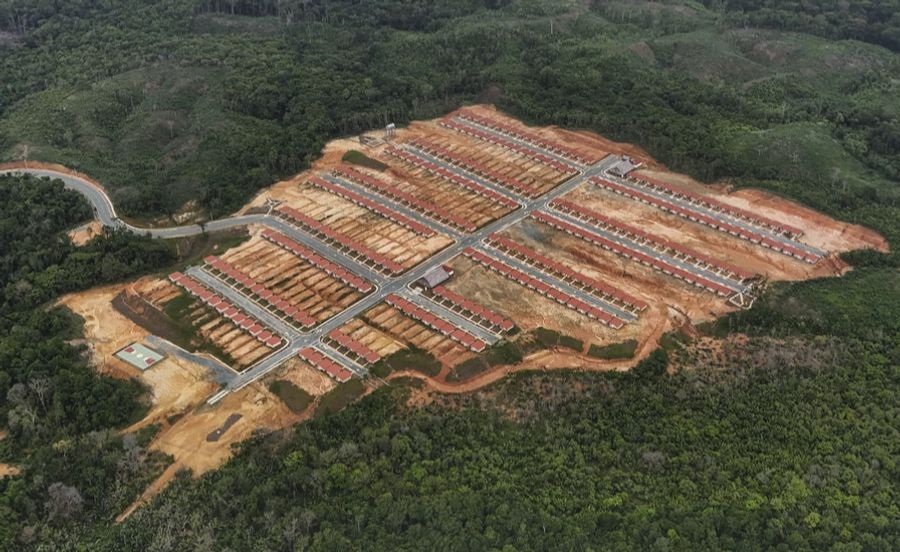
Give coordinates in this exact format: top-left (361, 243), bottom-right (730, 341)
top-left (587, 339), bottom-right (638, 360)
top-left (659, 330), bottom-right (691, 352)
top-left (446, 357), bottom-right (489, 382)
top-left (446, 340), bottom-right (524, 382)
top-left (532, 327), bottom-right (583, 352)
top-left (316, 379), bottom-right (366, 417)
top-left (170, 229), bottom-right (250, 272)
top-left (268, 380), bottom-right (313, 413)
top-left (376, 347), bottom-right (442, 377)
top-left (390, 376), bottom-right (425, 388)
top-left (162, 292), bottom-right (194, 320)
top-left (158, 291), bottom-right (235, 365)
top-left (342, 150), bottom-right (387, 171)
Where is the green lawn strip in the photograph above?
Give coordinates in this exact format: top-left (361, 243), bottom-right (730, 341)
top-left (268, 380), bottom-right (313, 413)
top-left (341, 150), bottom-right (388, 171)
top-left (587, 339), bottom-right (638, 360)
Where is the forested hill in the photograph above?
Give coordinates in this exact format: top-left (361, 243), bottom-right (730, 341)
top-left (0, 0), bottom-right (898, 253)
top-left (704, 0), bottom-right (900, 52)
top-left (0, 1), bottom-right (897, 549)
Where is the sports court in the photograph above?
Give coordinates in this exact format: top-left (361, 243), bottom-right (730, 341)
top-left (115, 342), bottom-right (165, 370)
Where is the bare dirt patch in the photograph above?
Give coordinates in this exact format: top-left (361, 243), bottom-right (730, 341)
top-left (68, 221), bottom-right (103, 245)
top-left (0, 463), bottom-right (21, 478)
top-left (60, 280), bottom-right (219, 427)
top-left (635, 169), bottom-right (888, 257)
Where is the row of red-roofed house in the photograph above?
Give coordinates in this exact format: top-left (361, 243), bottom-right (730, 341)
top-left (408, 138), bottom-right (542, 198)
top-left (462, 248), bottom-right (626, 329)
top-left (483, 234), bottom-right (648, 314)
top-left (306, 175), bottom-right (436, 237)
top-left (590, 177), bottom-right (821, 264)
top-left (384, 294), bottom-right (488, 352)
top-left (332, 165), bottom-right (477, 233)
top-left (551, 199), bottom-right (756, 283)
top-left (633, 174), bottom-right (803, 238)
top-left (324, 329), bottom-right (381, 366)
top-left (274, 206), bottom-right (405, 276)
top-left (298, 348), bottom-right (353, 383)
top-left (261, 229), bottom-right (374, 293)
top-left (424, 284), bottom-right (515, 334)
top-left (384, 146), bottom-right (520, 210)
top-left (440, 118), bottom-right (577, 175)
top-left (168, 272), bottom-right (284, 348)
top-left (456, 110), bottom-right (601, 165)
top-left (203, 256), bottom-right (317, 329)
top-left (531, 212), bottom-right (737, 297)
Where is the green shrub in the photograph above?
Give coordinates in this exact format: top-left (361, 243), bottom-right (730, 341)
top-left (446, 357), bottom-right (489, 382)
top-left (316, 379), bottom-right (366, 417)
top-left (369, 361), bottom-right (392, 379)
top-left (659, 330), bottom-right (691, 352)
top-left (587, 339), bottom-right (638, 360)
top-left (632, 349), bottom-right (669, 379)
top-left (558, 334), bottom-right (583, 352)
top-left (382, 347), bottom-right (441, 377)
top-left (485, 341), bottom-right (523, 365)
top-left (532, 327), bottom-right (581, 352)
top-left (342, 150), bottom-right (387, 171)
top-left (268, 380), bottom-right (313, 413)
top-left (533, 327), bottom-right (561, 347)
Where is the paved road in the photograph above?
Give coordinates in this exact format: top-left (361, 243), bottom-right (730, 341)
top-left (144, 335), bottom-right (236, 385)
top-left (599, 171), bottom-right (826, 257)
top-left (316, 344), bottom-right (368, 377)
top-left (188, 266), bottom-right (300, 339)
top-left (3, 168), bottom-right (391, 282)
top-left (2, 168), bottom-right (120, 225)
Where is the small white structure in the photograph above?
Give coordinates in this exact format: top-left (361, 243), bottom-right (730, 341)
top-left (415, 265), bottom-right (453, 290)
top-left (609, 156), bottom-right (639, 177)
top-left (385, 123), bottom-right (396, 139)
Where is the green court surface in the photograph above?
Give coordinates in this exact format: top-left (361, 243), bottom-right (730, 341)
top-left (114, 342), bottom-right (164, 370)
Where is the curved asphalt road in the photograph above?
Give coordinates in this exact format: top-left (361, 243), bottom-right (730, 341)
top-left (0, 167), bottom-right (250, 238)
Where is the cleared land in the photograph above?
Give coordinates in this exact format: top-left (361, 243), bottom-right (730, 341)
top-left (123, 105), bottom-right (885, 391)
top-left (55, 105), bottom-right (885, 509)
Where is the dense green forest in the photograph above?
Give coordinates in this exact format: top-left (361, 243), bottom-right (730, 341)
top-left (1, 0), bottom-right (898, 247)
top-left (0, 174), bottom-right (180, 545)
top-left (0, 0), bottom-right (897, 549)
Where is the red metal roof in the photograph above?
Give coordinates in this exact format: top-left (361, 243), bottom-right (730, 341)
top-left (485, 234), bottom-right (648, 311)
top-left (307, 175), bottom-right (435, 237)
top-left (440, 118), bottom-right (578, 175)
top-left (385, 295), bottom-right (485, 352)
top-left (430, 285), bottom-right (515, 333)
top-left (552, 198), bottom-right (756, 281)
top-left (533, 212), bottom-right (734, 297)
top-left (333, 165), bottom-right (477, 232)
top-left (383, 146), bottom-right (519, 210)
top-left (276, 205), bottom-right (406, 275)
top-left (261, 229), bottom-right (374, 293)
top-left (463, 248), bottom-right (627, 328)
top-left (327, 329), bottom-right (381, 365)
top-left (457, 109), bottom-right (601, 165)
top-left (408, 138), bottom-right (541, 198)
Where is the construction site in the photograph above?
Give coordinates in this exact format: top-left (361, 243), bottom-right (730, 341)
top-left (57, 105), bottom-right (886, 506)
